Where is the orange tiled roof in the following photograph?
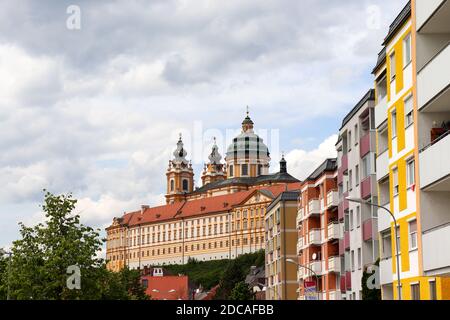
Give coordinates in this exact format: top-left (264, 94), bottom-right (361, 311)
top-left (122, 182), bottom-right (301, 227)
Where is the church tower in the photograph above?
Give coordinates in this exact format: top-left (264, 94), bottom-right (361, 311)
top-left (201, 138), bottom-right (226, 186)
top-left (165, 134), bottom-right (194, 204)
top-left (225, 109), bottom-right (271, 179)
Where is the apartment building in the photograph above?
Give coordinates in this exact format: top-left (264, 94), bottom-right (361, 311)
top-left (265, 191), bottom-right (300, 300)
top-left (414, 0), bottom-right (450, 298)
top-left (336, 90), bottom-right (379, 300)
top-left (373, 1), bottom-right (450, 300)
top-left (296, 159), bottom-right (340, 300)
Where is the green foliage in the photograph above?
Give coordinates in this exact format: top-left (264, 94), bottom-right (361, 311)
top-left (164, 250), bottom-right (264, 300)
top-left (1, 190), bottom-right (147, 300)
top-left (0, 253), bottom-right (7, 299)
top-left (361, 259), bottom-right (381, 300)
top-left (230, 281), bottom-right (254, 300)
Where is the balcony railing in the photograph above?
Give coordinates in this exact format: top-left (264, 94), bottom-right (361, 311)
top-left (320, 198), bottom-right (325, 213)
top-left (296, 209), bottom-right (304, 226)
top-left (309, 229), bottom-right (321, 245)
top-left (310, 261), bottom-right (322, 275)
top-left (308, 199), bottom-right (321, 216)
top-left (361, 176), bottom-right (373, 199)
top-left (343, 193), bottom-right (349, 211)
top-left (344, 231), bottom-right (350, 250)
top-left (338, 239), bottom-right (345, 256)
top-left (326, 190), bottom-right (339, 209)
top-left (327, 222), bottom-right (340, 241)
top-left (345, 271), bottom-right (352, 290)
top-left (419, 132), bottom-right (450, 190)
top-left (360, 132), bottom-right (371, 158)
top-left (340, 275), bottom-right (346, 293)
top-left (328, 256), bottom-right (341, 273)
top-left (362, 218), bottom-right (376, 241)
top-left (338, 202), bottom-right (344, 220)
top-left (297, 237), bottom-right (305, 252)
top-left (329, 290), bottom-right (342, 300)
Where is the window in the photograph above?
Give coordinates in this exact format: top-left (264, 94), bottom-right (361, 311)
top-left (170, 179), bottom-right (174, 191)
top-left (351, 250), bottom-right (355, 272)
top-left (393, 168), bottom-right (399, 196)
top-left (391, 110), bottom-right (397, 138)
top-left (390, 52), bottom-right (396, 80)
top-left (355, 165), bottom-right (360, 186)
top-left (350, 210), bottom-right (354, 230)
top-left (229, 165), bottom-right (234, 177)
top-left (348, 131), bottom-right (352, 151)
top-left (241, 164), bottom-right (248, 176)
top-left (411, 283), bottom-right (420, 300)
top-left (381, 231), bottom-right (392, 258)
top-left (405, 95), bottom-right (413, 127)
top-left (404, 33), bottom-right (412, 66)
top-left (430, 281), bottom-right (437, 300)
top-left (355, 124), bottom-right (359, 145)
top-left (142, 279), bottom-right (148, 289)
top-left (362, 155), bottom-right (371, 179)
top-left (349, 170), bottom-right (353, 190)
top-left (258, 164), bottom-right (263, 176)
top-left (358, 248), bottom-right (362, 270)
top-left (182, 179), bottom-right (189, 192)
top-left (409, 220), bottom-right (417, 250)
top-left (356, 206), bottom-right (361, 228)
top-left (407, 159), bottom-right (415, 187)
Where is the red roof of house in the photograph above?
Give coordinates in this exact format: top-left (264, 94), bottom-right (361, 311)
top-left (142, 275), bottom-right (190, 300)
top-left (122, 182), bottom-right (301, 227)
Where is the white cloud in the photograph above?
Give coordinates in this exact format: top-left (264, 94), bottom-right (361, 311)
top-left (286, 135), bottom-right (338, 180)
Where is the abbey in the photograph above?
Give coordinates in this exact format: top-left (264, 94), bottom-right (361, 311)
top-left (106, 113), bottom-right (301, 271)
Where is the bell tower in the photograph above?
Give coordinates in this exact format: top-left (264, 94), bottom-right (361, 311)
top-left (166, 134), bottom-right (194, 204)
top-left (201, 137), bottom-right (226, 186)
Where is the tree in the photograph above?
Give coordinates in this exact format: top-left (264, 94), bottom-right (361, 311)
top-left (230, 281), bottom-right (254, 300)
top-left (361, 259), bottom-right (381, 300)
top-left (4, 191), bottom-right (147, 300)
top-left (0, 252), bottom-right (7, 299)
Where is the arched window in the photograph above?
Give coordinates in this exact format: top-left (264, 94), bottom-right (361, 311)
top-left (182, 179), bottom-right (189, 191)
top-left (170, 179), bottom-right (174, 192)
top-left (229, 165), bottom-right (234, 177)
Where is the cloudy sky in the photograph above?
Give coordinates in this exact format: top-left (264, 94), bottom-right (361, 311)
top-left (0, 0), bottom-right (407, 249)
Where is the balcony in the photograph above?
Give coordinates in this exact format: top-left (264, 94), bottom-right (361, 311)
top-left (340, 275), bottom-right (346, 293)
top-left (310, 261), bottom-right (322, 275)
top-left (338, 202), bottom-right (344, 220)
top-left (380, 257), bottom-right (393, 285)
top-left (309, 229), bottom-right (321, 245)
top-left (320, 199), bottom-right (325, 213)
top-left (361, 175), bottom-right (375, 199)
top-left (419, 132), bottom-right (450, 191)
top-left (328, 256), bottom-right (341, 273)
top-left (339, 239), bottom-right (345, 256)
top-left (418, 43), bottom-right (450, 110)
top-left (423, 223), bottom-right (450, 273)
top-left (363, 218), bottom-right (377, 242)
top-left (327, 222), bottom-right (340, 241)
top-left (297, 237), bottom-right (305, 253)
top-left (326, 190), bottom-right (339, 209)
top-left (329, 290), bottom-right (342, 300)
top-left (417, 0), bottom-right (450, 33)
top-left (296, 209), bottom-right (304, 226)
top-left (344, 231), bottom-right (350, 251)
top-left (360, 132), bottom-right (375, 158)
top-left (374, 96), bottom-right (388, 129)
top-left (308, 199), bottom-right (321, 216)
top-left (345, 271), bottom-right (352, 290)
top-left (377, 203), bottom-right (391, 232)
top-left (376, 149), bottom-right (389, 181)
top-left (297, 268), bottom-right (304, 281)
top-left (338, 154), bottom-right (348, 176)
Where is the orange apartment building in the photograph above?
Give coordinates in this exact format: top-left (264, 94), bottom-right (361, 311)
top-left (296, 158), bottom-right (340, 300)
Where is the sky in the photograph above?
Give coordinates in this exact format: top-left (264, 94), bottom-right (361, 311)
top-left (0, 0), bottom-right (408, 249)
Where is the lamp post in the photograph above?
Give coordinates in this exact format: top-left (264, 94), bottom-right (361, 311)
top-left (0, 249), bottom-right (12, 300)
top-left (346, 197), bottom-right (401, 300)
top-left (286, 259), bottom-right (320, 300)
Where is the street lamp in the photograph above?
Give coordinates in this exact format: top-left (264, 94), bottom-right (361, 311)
top-left (286, 259), bottom-right (320, 300)
top-left (346, 197), bottom-right (401, 300)
top-left (0, 248), bottom-right (12, 300)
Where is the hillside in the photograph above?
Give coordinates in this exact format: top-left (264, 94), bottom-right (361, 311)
top-left (164, 250), bottom-right (265, 292)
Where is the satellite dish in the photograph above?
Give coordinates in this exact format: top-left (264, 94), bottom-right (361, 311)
top-left (312, 253), bottom-right (317, 260)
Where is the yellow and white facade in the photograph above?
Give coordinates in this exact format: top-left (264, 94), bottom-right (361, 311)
top-left (374, 1), bottom-right (450, 300)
